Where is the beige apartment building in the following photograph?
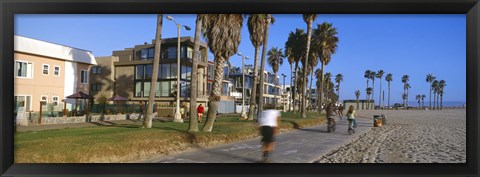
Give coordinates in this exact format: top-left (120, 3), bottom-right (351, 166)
top-left (14, 35), bottom-right (97, 113)
top-left (90, 37), bottom-right (210, 110)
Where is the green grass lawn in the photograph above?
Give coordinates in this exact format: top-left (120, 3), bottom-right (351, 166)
top-left (15, 111), bottom-right (326, 163)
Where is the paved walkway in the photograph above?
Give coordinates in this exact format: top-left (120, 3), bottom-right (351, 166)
top-left (138, 116), bottom-right (374, 163)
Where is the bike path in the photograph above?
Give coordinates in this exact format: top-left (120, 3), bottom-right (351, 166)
top-left (139, 117), bottom-right (374, 163)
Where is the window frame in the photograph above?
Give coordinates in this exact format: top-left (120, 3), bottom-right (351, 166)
top-left (80, 70), bottom-right (88, 84)
top-left (52, 96), bottom-right (59, 106)
top-left (15, 60), bottom-right (34, 79)
top-left (54, 65), bottom-right (60, 77)
top-left (40, 95), bottom-right (48, 106)
top-left (42, 64), bottom-right (49, 75)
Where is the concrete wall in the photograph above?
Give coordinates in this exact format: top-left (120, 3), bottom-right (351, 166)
top-left (218, 100), bottom-right (235, 113)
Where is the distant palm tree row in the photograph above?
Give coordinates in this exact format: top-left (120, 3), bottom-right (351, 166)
top-left (360, 71), bottom-right (446, 110)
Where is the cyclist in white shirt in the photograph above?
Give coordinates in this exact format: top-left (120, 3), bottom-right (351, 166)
top-left (258, 105), bottom-right (281, 163)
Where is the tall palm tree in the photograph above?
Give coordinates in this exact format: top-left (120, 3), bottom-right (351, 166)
top-left (405, 83), bottom-right (411, 107)
top-left (366, 87), bottom-right (373, 109)
top-left (286, 49), bottom-right (294, 112)
top-left (369, 71), bottom-right (376, 109)
top-left (267, 47), bottom-right (284, 107)
top-left (301, 14), bottom-right (318, 118)
top-left (200, 14), bottom-right (243, 132)
top-left (324, 72), bottom-right (332, 102)
top-left (247, 14), bottom-right (269, 120)
top-left (401, 75), bottom-right (409, 107)
top-left (402, 93), bottom-right (408, 108)
top-left (426, 73), bottom-right (436, 109)
top-left (376, 70), bottom-right (384, 108)
top-left (285, 29), bottom-right (307, 113)
top-left (315, 68), bottom-right (322, 112)
top-left (188, 15), bottom-right (202, 132)
top-left (385, 73), bottom-right (393, 109)
top-left (439, 80), bottom-right (446, 110)
top-left (335, 74), bottom-right (343, 100)
top-left (257, 14), bottom-right (273, 116)
top-left (312, 22), bottom-right (338, 113)
top-left (355, 90), bottom-right (360, 110)
top-left (421, 94), bottom-right (426, 109)
top-left (143, 14), bottom-right (163, 129)
top-left (307, 44), bottom-right (319, 110)
top-left (432, 80), bottom-right (439, 110)
top-left (364, 70), bottom-right (372, 109)
top-left (416, 94), bottom-right (422, 109)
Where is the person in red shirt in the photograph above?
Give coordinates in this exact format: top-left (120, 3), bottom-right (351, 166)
top-left (197, 104), bottom-right (204, 123)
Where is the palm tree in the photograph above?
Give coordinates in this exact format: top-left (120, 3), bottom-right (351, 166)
top-left (355, 90), bottom-right (360, 110)
top-left (334, 74), bottom-right (343, 101)
top-left (285, 29), bottom-right (307, 113)
top-left (405, 83), bottom-right (411, 107)
top-left (315, 68), bottom-right (322, 112)
top-left (267, 47), bottom-right (284, 107)
top-left (324, 72), bottom-right (332, 102)
top-left (416, 94), bottom-right (422, 109)
top-left (312, 22), bottom-right (339, 113)
top-left (247, 14), bottom-right (268, 120)
top-left (286, 50), bottom-right (295, 112)
top-left (385, 73), bottom-right (393, 109)
top-left (364, 70), bottom-right (371, 109)
top-left (426, 73), bottom-right (436, 109)
top-left (421, 94), bottom-right (426, 109)
top-left (257, 14), bottom-right (273, 117)
top-left (439, 80), bottom-right (446, 110)
top-left (402, 93), bottom-right (408, 108)
top-left (143, 14), bottom-right (163, 129)
top-left (301, 14), bottom-right (317, 118)
top-left (307, 43), bottom-right (319, 110)
top-left (369, 71), bottom-right (376, 109)
top-left (366, 87), bottom-right (373, 109)
top-left (200, 14), bottom-right (243, 132)
top-left (376, 70), bottom-right (384, 108)
top-left (188, 15), bottom-right (202, 132)
top-left (431, 80), bottom-right (439, 110)
top-left (401, 75), bottom-right (409, 107)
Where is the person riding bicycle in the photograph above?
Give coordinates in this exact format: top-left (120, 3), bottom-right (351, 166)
top-left (346, 105), bottom-right (358, 130)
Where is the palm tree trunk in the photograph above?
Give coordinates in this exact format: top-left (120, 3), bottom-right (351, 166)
top-left (429, 83), bottom-right (432, 109)
top-left (188, 15), bottom-right (201, 132)
top-left (388, 82), bottom-right (391, 109)
top-left (440, 94), bottom-right (443, 110)
top-left (406, 88), bottom-right (409, 107)
top-left (203, 57), bottom-right (226, 132)
top-left (365, 80), bottom-right (369, 109)
top-left (143, 14), bottom-right (163, 129)
top-left (301, 20), bottom-right (313, 118)
top-left (379, 79), bottom-right (382, 108)
top-left (433, 92), bottom-right (436, 110)
top-left (318, 61), bottom-right (325, 113)
top-left (247, 46), bottom-right (260, 120)
top-left (293, 61), bottom-right (299, 113)
top-left (274, 71), bottom-right (278, 108)
top-left (257, 14), bottom-right (272, 116)
top-left (437, 93), bottom-right (440, 110)
top-left (309, 70), bottom-right (314, 110)
top-left (289, 64), bottom-right (293, 112)
top-left (372, 79), bottom-right (375, 109)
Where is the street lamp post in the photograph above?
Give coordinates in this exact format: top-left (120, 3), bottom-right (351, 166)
top-left (281, 73), bottom-right (287, 112)
top-left (237, 53), bottom-right (249, 119)
top-left (167, 15), bottom-right (191, 123)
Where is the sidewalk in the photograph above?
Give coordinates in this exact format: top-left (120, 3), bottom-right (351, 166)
top-left (137, 116), bottom-right (374, 163)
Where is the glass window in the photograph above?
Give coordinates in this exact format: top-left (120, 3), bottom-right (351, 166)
top-left (160, 81), bottom-right (170, 97)
top-left (181, 64), bottom-right (187, 80)
top-left (92, 67), bottom-right (97, 74)
top-left (144, 82), bottom-right (151, 97)
top-left (170, 81), bottom-right (178, 97)
top-left (155, 81), bottom-right (161, 97)
top-left (81, 70), bottom-right (88, 83)
top-left (41, 95), bottom-right (48, 106)
top-left (186, 66), bottom-right (192, 80)
top-left (141, 48), bottom-right (148, 59)
top-left (135, 82), bottom-right (142, 97)
top-left (167, 47), bottom-right (176, 59)
top-left (52, 96), bottom-right (59, 106)
top-left (171, 63), bottom-right (177, 79)
top-left (144, 65), bottom-right (153, 80)
top-left (136, 65), bottom-right (144, 80)
top-left (14, 95), bottom-right (32, 112)
top-left (181, 81), bottom-right (191, 97)
top-left (187, 47), bottom-right (194, 59)
top-left (161, 64), bottom-right (170, 79)
top-left (54, 66), bottom-right (60, 76)
top-left (16, 61), bottom-right (33, 78)
top-left (43, 64), bottom-right (49, 75)
top-left (148, 48), bottom-right (155, 59)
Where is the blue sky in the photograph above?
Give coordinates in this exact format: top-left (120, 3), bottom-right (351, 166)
top-left (15, 14), bottom-right (466, 104)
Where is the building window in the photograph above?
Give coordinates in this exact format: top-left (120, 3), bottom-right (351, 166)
top-left (52, 96), bottom-right (59, 106)
top-left (92, 67), bottom-right (102, 74)
top-left (81, 70), bottom-right (88, 84)
top-left (15, 61), bottom-right (33, 78)
top-left (141, 48), bottom-right (155, 60)
top-left (187, 47), bottom-right (194, 59)
top-left (42, 64), bottom-right (49, 75)
top-left (181, 64), bottom-right (192, 80)
top-left (167, 47), bottom-right (177, 59)
top-left (54, 66), bottom-right (60, 76)
top-left (91, 84), bottom-right (101, 91)
top-left (14, 95), bottom-right (32, 112)
top-left (40, 95), bottom-right (48, 106)
top-left (181, 81), bottom-right (191, 97)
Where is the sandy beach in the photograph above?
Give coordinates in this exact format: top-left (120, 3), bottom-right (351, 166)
top-left (315, 109), bottom-right (466, 163)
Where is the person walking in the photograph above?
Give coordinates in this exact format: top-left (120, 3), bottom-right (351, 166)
top-left (325, 101), bottom-right (337, 132)
top-left (197, 104), bottom-right (204, 123)
top-left (338, 105), bottom-right (344, 119)
top-left (258, 105), bottom-right (281, 163)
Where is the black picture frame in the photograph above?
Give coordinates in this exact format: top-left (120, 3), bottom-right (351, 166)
top-left (1, 0), bottom-right (478, 176)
